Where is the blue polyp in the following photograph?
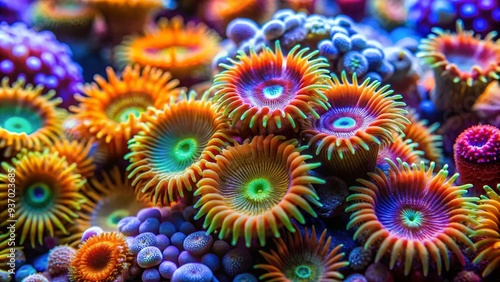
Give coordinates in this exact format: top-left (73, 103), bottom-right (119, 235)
top-left (332, 33), bottom-right (351, 53)
top-left (492, 8), bottom-right (500, 21)
top-left (34, 73), bottom-right (46, 85)
top-left (460, 3), bottom-right (478, 17)
top-left (263, 85), bottom-right (284, 99)
top-left (479, 0), bottom-right (495, 9)
top-left (473, 18), bottom-right (488, 32)
top-left (26, 56), bottom-right (41, 71)
top-left (0, 59), bottom-right (14, 73)
top-left (44, 75), bottom-right (59, 88)
top-left (11, 44), bottom-right (28, 57)
top-left (262, 20), bottom-right (285, 41)
top-left (319, 40), bottom-right (339, 60)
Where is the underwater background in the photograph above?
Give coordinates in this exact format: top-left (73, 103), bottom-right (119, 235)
top-left (1, 0), bottom-right (500, 281)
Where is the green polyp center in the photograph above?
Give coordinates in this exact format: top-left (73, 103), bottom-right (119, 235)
top-left (263, 85), bottom-right (284, 99)
top-left (106, 95), bottom-right (153, 123)
top-left (0, 104), bottom-right (43, 135)
top-left (117, 107), bottom-right (143, 123)
top-left (106, 209), bottom-right (130, 228)
top-left (25, 183), bottom-right (53, 208)
top-left (244, 178), bottom-right (272, 201)
top-left (4, 117), bottom-right (33, 133)
top-left (401, 209), bottom-right (424, 229)
top-left (295, 265), bottom-right (312, 279)
top-left (173, 138), bottom-right (198, 162)
top-left (333, 116), bottom-right (356, 129)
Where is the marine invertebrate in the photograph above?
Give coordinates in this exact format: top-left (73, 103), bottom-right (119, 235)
top-left (470, 184), bottom-right (500, 277)
top-left (403, 109), bottom-right (443, 164)
top-left (70, 65), bottom-right (181, 156)
top-left (31, 0), bottom-right (96, 39)
top-left (0, 79), bottom-right (66, 157)
top-left (126, 91), bottom-right (232, 205)
top-left (0, 22), bottom-right (83, 109)
top-left (171, 262), bottom-right (213, 282)
top-left (417, 20), bottom-right (500, 113)
top-left (194, 135), bottom-right (323, 247)
top-left (50, 138), bottom-right (95, 178)
top-left (454, 125), bottom-right (500, 196)
top-left (346, 158), bottom-right (478, 276)
top-left (202, 0), bottom-right (277, 34)
top-left (301, 72), bottom-right (409, 183)
top-left (255, 225), bottom-right (348, 282)
top-left (348, 247), bottom-right (372, 271)
top-left (221, 247), bottom-right (253, 277)
top-left (116, 17), bottom-right (220, 86)
top-left (47, 245), bottom-right (76, 277)
top-left (183, 231), bottom-right (214, 256)
top-left (211, 42), bottom-right (330, 132)
top-left (69, 232), bottom-right (133, 282)
top-left (0, 150), bottom-right (86, 247)
top-left (137, 246), bottom-right (163, 268)
top-left (473, 81), bottom-right (500, 127)
top-left (82, 0), bottom-right (162, 45)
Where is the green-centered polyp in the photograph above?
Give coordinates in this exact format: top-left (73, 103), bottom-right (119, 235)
top-left (126, 91), bottom-right (233, 205)
top-left (194, 135), bottom-right (323, 247)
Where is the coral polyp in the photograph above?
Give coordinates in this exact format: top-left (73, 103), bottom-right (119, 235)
top-left (471, 184), bottom-right (500, 277)
top-left (256, 225), bottom-right (348, 282)
top-left (0, 79), bottom-right (66, 157)
top-left (301, 72), bottom-right (409, 183)
top-left (454, 124), bottom-right (500, 196)
top-left (70, 65), bottom-right (181, 155)
top-left (377, 133), bottom-right (422, 170)
top-left (417, 20), bottom-right (500, 113)
top-left (116, 17), bottom-right (220, 85)
top-left (212, 42), bottom-right (330, 132)
top-left (126, 92), bottom-right (232, 205)
top-left (31, 0), bottom-right (96, 38)
top-left (0, 150), bottom-right (86, 247)
top-left (69, 232), bottom-right (133, 282)
top-left (346, 158), bottom-right (478, 276)
top-left (194, 135), bottom-right (323, 247)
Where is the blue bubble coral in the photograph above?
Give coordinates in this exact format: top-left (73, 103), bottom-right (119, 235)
top-left (137, 246), bottom-right (163, 268)
top-left (172, 262), bottom-right (213, 282)
top-left (183, 231), bottom-right (214, 256)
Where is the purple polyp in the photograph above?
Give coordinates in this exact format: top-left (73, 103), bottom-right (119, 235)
top-left (11, 44), bottom-right (28, 57)
top-left (26, 56), bottom-right (41, 71)
top-left (0, 59), bottom-right (14, 73)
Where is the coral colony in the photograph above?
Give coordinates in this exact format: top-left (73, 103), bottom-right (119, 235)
top-left (4, 0), bottom-right (500, 282)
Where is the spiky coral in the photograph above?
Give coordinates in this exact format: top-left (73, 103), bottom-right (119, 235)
top-left (70, 65), bottom-right (182, 156)
top-left (471, 184), bottom-right (500, 277)
top-left (212, 41), bottom-right (330, 132)
top-left (69, 232), bottom-right (133, 282)
top-left (194, 135), bottom-right (323, 247)
top-left (31, 0), bottom-right (96, 38)
top-left (301, 72), bottom-right (409, 183)
top-left (404, 109), bottom-right (443, 164)
top-left (256, 225), bottom-right (348, 281)
top-left (417, 20), bottom-right (500, 113)
top-left (116, 16), bottom-right (220, 85)
top-left (0, 79), bottom-right (66, 157)
top-left (126, 91), bottom-right (233, 205)
top-left (50, 138), bottom-right (95, 178)
top-left (346, 158), bottom-right (478, 276)
top-left (59, 167), bottom-right (152, 248)
top-left (0, 150), bottom-right (86, 247)
top-left (454, 124), bottom-right (500, 196)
